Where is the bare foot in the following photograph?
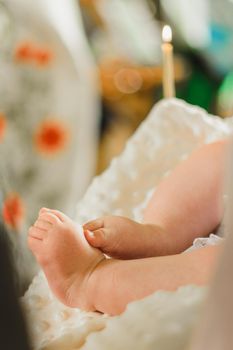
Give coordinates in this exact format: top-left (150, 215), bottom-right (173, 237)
top-left (83, 216), bottom-right (166, 259)
top-left (28, 208), bottom-right (105, 310)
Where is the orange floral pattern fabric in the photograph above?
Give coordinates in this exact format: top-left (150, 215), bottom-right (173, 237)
top-left (2, 193), bottom-right (25, 230)
top-left (0, 1), bottom-right (99, 288)
top-left (15, 42), bottom-right (53, 67)
top-left (0, 31), bottom-right (75, 233)
top-left (0, 113), bottom-right (6, 141)
top-left (35, 119), bottom-right (69, 155)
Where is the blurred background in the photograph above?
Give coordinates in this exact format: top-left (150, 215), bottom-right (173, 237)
top-left (80, 0), bottom-right (233, 173)
top-left (0, 0), bottom-right (233, 291)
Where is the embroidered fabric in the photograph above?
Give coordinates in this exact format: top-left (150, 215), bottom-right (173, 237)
top-left (0, 0), bottom-right (100, 286)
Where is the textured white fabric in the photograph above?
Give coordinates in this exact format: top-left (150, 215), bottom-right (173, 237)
top-left (82, 285), bottom-right (207, 350)
top-left (22, 99), bottom-right (233, 350)
top-left (75, 98), bottom-right (233, 224)
top-left (185, 234), bottom-right (223, 253)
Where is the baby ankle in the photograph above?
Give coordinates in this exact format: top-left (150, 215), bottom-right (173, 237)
top-left (84, 257), bottom-right (106, 311)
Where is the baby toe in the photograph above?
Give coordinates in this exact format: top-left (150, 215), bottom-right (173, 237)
top-left (28, 226), bottom-right (47, 240)
top-left (45, 209), bottom-right (68, 223)
top-left (39, 212), bottom-right (60, 225)
top-left (39, 207), bottom-right (50, 214)
top-left (34, 219), bottom-right (51, 231)
top-left (28, 235), bottom-right (43, 254)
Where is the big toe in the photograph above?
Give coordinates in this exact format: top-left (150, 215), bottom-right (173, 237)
top-left (46, 209), bottom-right (69, 223)
top-left (39, 208), bottom-right (69, 223)
top-left (39, 207), bottom-right (50, 215)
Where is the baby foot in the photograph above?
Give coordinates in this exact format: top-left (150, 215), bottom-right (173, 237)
top-left (28, 208), bottom-right (105, 310)
top-left (83, 216), bottom-right (165, 259)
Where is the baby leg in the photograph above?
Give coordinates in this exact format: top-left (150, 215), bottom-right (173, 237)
top-left (88, 244), bottom-right (222, 315)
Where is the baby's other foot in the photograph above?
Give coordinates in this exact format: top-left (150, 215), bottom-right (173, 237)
top-left (28, 208), bottom-right (105, 310)
top-left (83, 216), bottom-right (164, 259)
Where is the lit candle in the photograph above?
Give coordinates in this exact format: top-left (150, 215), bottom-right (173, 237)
top-left (162, 25), bottom-right (175, 98)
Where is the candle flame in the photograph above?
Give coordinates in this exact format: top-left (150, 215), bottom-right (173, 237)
top-left (162, 25), bottom-right (172, 43)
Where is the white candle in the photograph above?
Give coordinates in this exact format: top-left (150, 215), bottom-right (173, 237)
top-left (162, 25), bottom-right (175, 98)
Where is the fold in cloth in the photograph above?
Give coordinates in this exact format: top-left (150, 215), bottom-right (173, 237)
top-left (185, 234), bottom-right (223, 253)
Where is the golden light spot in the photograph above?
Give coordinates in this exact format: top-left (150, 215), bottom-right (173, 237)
top-left (114, 68), bottom-right (143, 94)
